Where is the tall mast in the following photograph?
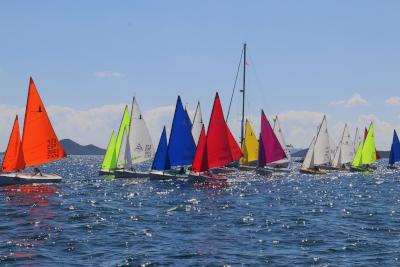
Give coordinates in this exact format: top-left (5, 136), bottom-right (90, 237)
top-left (240, 43), bottom-right (247, 146)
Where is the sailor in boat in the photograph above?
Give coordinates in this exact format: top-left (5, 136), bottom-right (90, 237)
top-left (33, 167), bottom-right (43, 176)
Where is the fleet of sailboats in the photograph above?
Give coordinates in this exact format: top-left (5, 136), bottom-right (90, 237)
top-left (0, 46), bottom-right (397, 187)
top-left (0, 78), bottom-right (66, 185)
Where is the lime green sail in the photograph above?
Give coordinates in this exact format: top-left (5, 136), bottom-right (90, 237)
top-left (352, 143), bottom-right (363, 167)
top-left (101, 131), bottom-right (117, 171)
top-left (361, 123), bottom-right (377, 165)
top-left (115, 105), bottom-right (131, 160)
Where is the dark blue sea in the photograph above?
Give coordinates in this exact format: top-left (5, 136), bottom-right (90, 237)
top-left (1, 155), bottom-right (400, 266)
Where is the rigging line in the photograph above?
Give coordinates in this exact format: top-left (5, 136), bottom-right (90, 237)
top-left (226, 47), bottom-right (244, 122)
top-left (247, 53), bottom-right (268, 115)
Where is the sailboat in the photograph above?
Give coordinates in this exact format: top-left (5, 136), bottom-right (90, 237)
top-left (364, 127), bottom-right (380, 160)
top-left (150, 96), bottom-right (196, 179)
top-left (300, 115), bottom-right (330, 174)
top-left (191, 102), bottom-right (203, 145)
top-left (99, 105), bottom-right (130, 175)
top-left (114, 98), bottom-right (155, 178)
top-left (351, 122), bottom-right (377, 172)
top-left (256, 110), bottom-right (288, 174)
top-left (0, 78), bottom-right (66, 186)
top-left (330, 124), bottom-right (355, 170)
top-left (190, 93), bottom-right (243, 181)
top-left (388, 130), bottom-right (400, 169)
top-left (238, 119), bottom-right (259, 170)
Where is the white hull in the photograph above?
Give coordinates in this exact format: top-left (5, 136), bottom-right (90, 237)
top-left (0, 172), bottom-right (62, 186)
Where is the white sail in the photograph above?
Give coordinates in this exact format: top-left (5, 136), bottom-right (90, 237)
top-left (302, 137), bottom-right (316, 169)
top-left (354, 128), bottom-right (363, 152)
top-left (340, 124), bottom-right (355, 164)
top-left (117, 128), bottom-right (129, 169)
top-left (272, 115), bottom-right (291, 165)
top-left (191, 102), bottom-right (203, 145)
top-left (313, 115), bottom-right (331, 166)
top-left (331, 145), bottom-right (341, 167)
top-left (128, 98), bottom-right (155, 165)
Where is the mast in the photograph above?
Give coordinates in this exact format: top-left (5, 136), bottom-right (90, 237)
top-left (240, 43), bottom-right (247, 146)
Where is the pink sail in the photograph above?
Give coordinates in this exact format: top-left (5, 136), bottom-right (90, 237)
top-left (259, 110), bottom-right (286, 167)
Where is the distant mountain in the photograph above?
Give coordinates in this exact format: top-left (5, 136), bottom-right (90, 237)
top-left (60, 139), bottom-right (105, 155)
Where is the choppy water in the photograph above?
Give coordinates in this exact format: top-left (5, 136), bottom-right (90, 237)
top-left (1, 156), bottom-right (400, 266)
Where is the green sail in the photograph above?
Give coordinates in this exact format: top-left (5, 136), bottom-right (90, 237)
top-left (361, 123), bottom-right (377, 165)
top-left (115, 105), bottom-right (131, 162)
top-left (352, 143), bottom-right (363, 167)
top-left (101, 131), bottom-right (117, 171)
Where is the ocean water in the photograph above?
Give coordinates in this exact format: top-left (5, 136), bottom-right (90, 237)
top-left (1, 156), bottom-right (400, 266)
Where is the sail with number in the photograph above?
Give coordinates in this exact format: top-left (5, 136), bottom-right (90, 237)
top-left (22, 78), bottom-right (66, 167)
top-left (126, 98), bottom-right (155, 165)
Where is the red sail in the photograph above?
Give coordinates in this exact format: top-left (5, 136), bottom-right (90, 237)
top-left (259, 110), bottom-right (286, 165)
top-left (226, 125), bottom-right (243, 161)
top-left (206, 93), bottom-right (235, 169)
top-left (191, 126), bottom-right (208, 172)
top-left (1, 116), bottom-right (26, 172)
top-left (22, 78), bottom-right (66, 167)
top-left (364, 127), bottom-right (379, 160)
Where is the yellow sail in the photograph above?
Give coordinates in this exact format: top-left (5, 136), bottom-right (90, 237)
top-left (352, 143), bottom-right (363, 167)
top-left (240, 120), bottom-right (259, 165)
top-left (361, 123), bottom-right (377, 165)
top-left (101, 131), bottom-right (117, 171)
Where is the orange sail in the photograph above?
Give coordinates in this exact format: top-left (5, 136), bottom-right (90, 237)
top-left (1, 116), bottom-right (26, 172)
top-left (22, 78), bottom-right (66, 167)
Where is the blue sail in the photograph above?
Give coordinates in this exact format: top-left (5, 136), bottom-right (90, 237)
top-left (389, 130), bottom-right (400, 165)
top-left (168, 96), bottom-right (196, 166)
top-left (151, 126), bottom-right (171, 171)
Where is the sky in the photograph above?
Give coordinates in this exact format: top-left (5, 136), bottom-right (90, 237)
top-left (1, 1), bottom-right (400, 150)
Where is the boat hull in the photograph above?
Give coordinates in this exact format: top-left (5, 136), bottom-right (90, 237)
top-left (149, 170), bottom-right (188, 180)
top-left (114, 170), bottom-right (150, 179)
top-left (263, 166), bottom-right (291, 173)
top-left (255, 168), bottom-right (273, 176)
top-left (99, 169), bottom-right (114, 176)
top-left (237, 165), bottom-right (257, 171)
top-left (0, 173), bottom-right (62, 186)
top-left (188, 172), bottom-right (228, 182)
top-left (300, 168), bottom-right (327, 175)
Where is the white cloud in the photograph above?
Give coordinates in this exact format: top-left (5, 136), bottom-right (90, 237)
top-left (385, 96), bottom-right (400, 105)
top-left (93, 71), bottom-right (125, 78)
top-left (331, 93), bottom-right (368, 107)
